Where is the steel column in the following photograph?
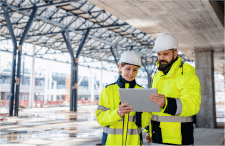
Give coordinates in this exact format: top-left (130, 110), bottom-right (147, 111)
top-left (62, 31), bottom-right (75, 111)
top-left (141, 58), bottom-right (151, 88)
top-left (3, 4), bottom-right (17, 116)
top-left (62, 28), bottom-right (90, 112)
top-left (110, 47), bottom-right (118, 65)
top-left (71, 62), bottom-right (75, 111)
top-left (142, 56), bottom-right (158, 88)
top-left (14, 6), bottom-right (37, 116)
top-left (74, 28), bottom-right (90, 112)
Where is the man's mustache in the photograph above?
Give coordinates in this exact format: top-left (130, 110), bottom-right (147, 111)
top-left (159, 60), bottom-right (168, 64)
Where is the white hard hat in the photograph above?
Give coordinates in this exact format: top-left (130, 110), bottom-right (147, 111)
top-left (118, 50), bottom-right (142, 67)
top-left (152, 33), bottom-right (178, 52)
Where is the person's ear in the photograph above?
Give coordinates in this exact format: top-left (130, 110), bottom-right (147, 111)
top-left (119, 64), bottom-right (122, 71)
top-left (119, 64), bottom-right (123, 75)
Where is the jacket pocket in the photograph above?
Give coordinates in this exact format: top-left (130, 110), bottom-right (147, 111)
top-left (160, 122), bottom-right (182, 145)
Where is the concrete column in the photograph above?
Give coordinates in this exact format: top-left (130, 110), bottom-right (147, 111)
top-left (29, 44), bottom-right (35, 108)
top-left (49, 68), bottom-right (52, 101)
top-left (100, 61), bottom-right (103, 91)
top-left (0, 51), bottom-right (1, 84)
top-left (91, 76), bottom-right (94, 103)
top-left (195, 49), bottom-right (216, 128)
top-left (53, 81), bottom-right (57, 101)
top-left (44, 63), bottom-right (48, 104)
top-left (88, 76), bottom-right (91, 91)
top-left (44, 71), bottom-right (48, 103)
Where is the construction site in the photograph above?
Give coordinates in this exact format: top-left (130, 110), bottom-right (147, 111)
top-left (0, 0), bottom-right (224, 145)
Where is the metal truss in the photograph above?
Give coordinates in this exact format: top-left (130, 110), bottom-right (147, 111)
top-left (0, 0), bottom-right (156, 66)
top-left (0, 0), bottom-right (193, 114)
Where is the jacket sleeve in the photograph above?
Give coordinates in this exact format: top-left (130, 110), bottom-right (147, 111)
top-left (142, 112), bottom-right (152, 138)
top-left (163, 73), bottom-right (201, 117)
top-left (95, 87), bottom-right (122, 127)
top-left (142, 112), bottom-right (151, 128)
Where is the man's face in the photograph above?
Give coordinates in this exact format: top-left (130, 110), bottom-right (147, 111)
top-left (157, 50), bottom-right (178, 68)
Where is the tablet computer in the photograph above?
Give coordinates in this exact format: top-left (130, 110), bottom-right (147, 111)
top-left (119, 88), bottom-right (160, 112)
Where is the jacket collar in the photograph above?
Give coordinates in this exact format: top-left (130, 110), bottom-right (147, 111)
top-left (156, 56), bottom-right (182, 77)
top-left (116, 75), bottom-right (136, 88)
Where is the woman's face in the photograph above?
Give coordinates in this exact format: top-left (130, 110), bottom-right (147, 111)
top-left (119, 64), bottom-right (139, 82)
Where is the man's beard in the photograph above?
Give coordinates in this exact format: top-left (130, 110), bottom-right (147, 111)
top-left (158, 56), bottom-right (178, 74)
top-left (158, 60), bottom-right (173, 72)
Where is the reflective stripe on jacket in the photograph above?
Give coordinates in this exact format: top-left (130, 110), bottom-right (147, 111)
top-left (96, 76), bottom-right (151, 145)
top-left (151, 56), bottom-right (201, 145)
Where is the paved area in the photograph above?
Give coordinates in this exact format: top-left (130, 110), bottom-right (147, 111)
top-left (0, 106), bottom-right (102, 145)
top-left (0, 106), bottom-right (224, 145)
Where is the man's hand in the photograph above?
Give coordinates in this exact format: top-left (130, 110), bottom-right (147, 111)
top-left (145, 133), bottom-right (152, 143)
top-left (149, 94), bottom-right (165, 108)
top-left (117, 103), bottom-right (133, 118)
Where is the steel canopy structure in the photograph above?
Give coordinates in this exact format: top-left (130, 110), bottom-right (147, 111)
top-left (0, 0), bottom-right (158, 62)
top-left (0, 0), bottom-right (193, 116)
top-left (0, 0), bottom-right (153, 116)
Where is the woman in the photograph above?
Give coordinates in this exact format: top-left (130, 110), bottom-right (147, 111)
top-left (96, 51), bottom-right (151, 145)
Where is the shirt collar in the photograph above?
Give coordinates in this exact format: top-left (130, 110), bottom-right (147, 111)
top-left (117, 75), bottom-right (136, 88)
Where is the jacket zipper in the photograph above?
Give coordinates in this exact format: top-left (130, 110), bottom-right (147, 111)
top-left (123, 83), bottom-right (129, 145)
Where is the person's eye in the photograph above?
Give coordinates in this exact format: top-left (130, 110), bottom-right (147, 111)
top-left (126, 68), bottom-right (130, 70)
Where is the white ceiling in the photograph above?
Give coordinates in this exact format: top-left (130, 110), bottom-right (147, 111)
top-left (90, 1), bottom-right (224, 75)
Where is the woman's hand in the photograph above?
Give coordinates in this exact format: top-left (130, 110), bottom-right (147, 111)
top-left (117, 103), bottom-right (133, 117)
top-left (149, 94), bottom-right (165, 108)
top-left (145, 133), bottom-right (152, 143)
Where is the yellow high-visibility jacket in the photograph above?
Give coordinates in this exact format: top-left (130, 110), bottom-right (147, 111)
top-left (96, 76), bottom-right (151, 145)
top-left (150, 56), bottom-right (201, 145)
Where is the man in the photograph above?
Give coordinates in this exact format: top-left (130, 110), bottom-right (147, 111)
top-left (145, 33), bottom-right (201, 145)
